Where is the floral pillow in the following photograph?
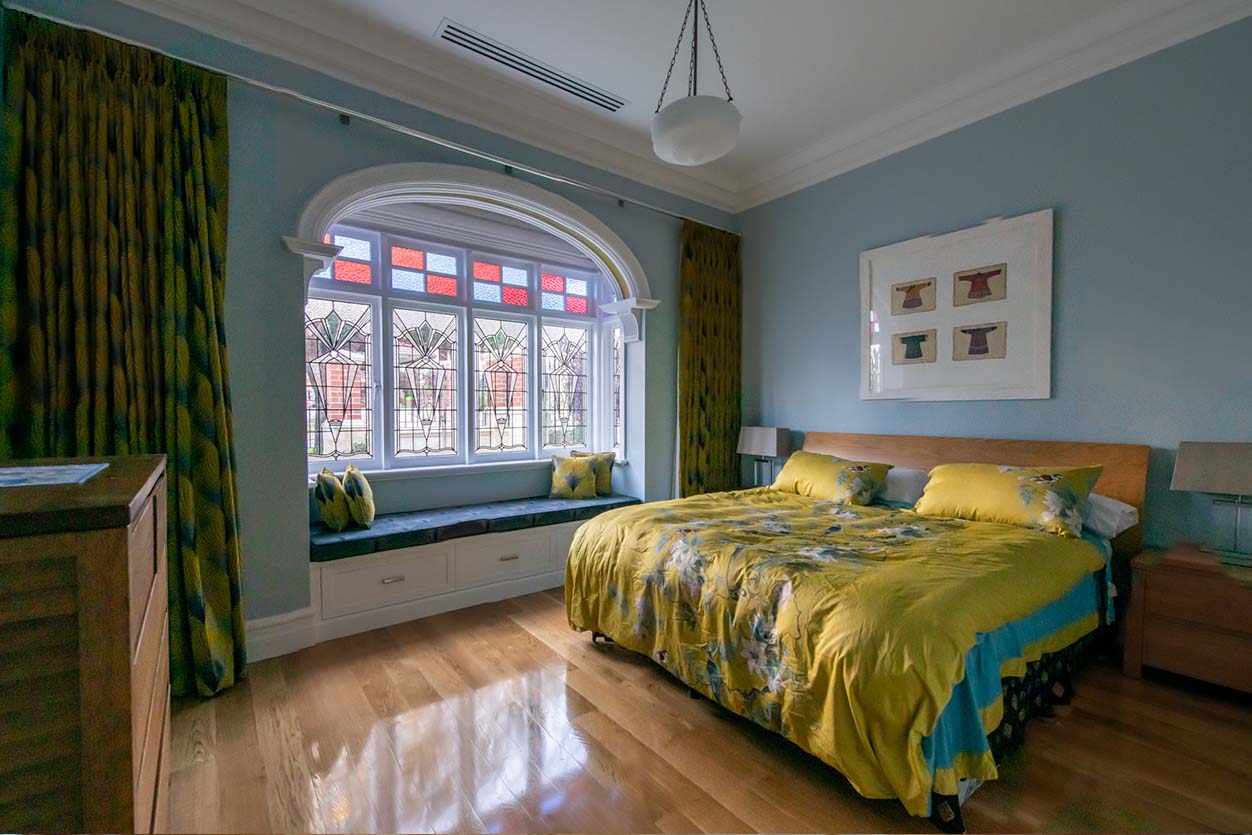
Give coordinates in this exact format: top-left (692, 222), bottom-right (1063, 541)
top-left (771, 450), bottom-right (892, 505)
top-left (914, 463), bottom-right (1103, 537)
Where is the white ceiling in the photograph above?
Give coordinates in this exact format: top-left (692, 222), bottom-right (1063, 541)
top-left (114, 0), bottom-right (1252, 211)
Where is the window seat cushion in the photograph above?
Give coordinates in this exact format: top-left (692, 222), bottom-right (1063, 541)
top-left (309, 493), bottom-right (641, 562)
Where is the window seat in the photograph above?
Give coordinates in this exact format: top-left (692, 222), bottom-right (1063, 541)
top-left (310, 493), bottom-right (640, 562)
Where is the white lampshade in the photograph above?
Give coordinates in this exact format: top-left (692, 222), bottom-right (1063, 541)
top-left (651, 95), bottom-right (741, 166)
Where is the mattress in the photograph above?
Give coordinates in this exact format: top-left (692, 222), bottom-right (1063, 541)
top-left (565, 488), bottom-right (1105, 817)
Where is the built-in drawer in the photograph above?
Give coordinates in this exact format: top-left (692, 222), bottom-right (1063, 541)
top-left (321, 544), bottom-right (453, 619)
top-left (548, 521), bottom-right (585, 569)
top-left (131, 556), bottom-right (168, 780)
top-left (454, 529), bottom-right (552, 589)
top-left (1145, 570), bottom-right (1252, 635)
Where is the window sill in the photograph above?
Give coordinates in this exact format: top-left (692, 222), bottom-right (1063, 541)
top-left (309, 456), bottom-right (628, 484)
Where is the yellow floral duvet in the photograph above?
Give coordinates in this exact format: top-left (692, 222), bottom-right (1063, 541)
top-left (565, 488), bottom-right (1105, 816)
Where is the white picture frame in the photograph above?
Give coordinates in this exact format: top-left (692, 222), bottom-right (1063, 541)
top-left (859, 209), bottom-right (1052, 401)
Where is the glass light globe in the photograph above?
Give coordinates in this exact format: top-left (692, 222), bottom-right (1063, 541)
top-left (651, 95), bottom-right (741, 166)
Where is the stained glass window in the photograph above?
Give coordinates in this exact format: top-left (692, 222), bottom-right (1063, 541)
top-left (393, 308), bottom-right (458, 458)
top-left (541, 324), bottom-right (588, 449)
top-left (334, 234), bottom-right (372, 261)
top-left (305, 297), bottom-right (373, 462)
top-left (502, 287), bottom-right (528, 307)
top-left (333, 260), bottom-right (372, 285)
top-left (390, 244), bottom-right (458, 297)
top-left (473, 261), bottom-right (501, 281)
top-left (473, 317), bottom-right (529, 453)
top-left (611, 327), bottom-right (623, 454)
top-left (473, 282), bottom-right (502, 304)
top-left (503, 266), bottom-right (528, 286)
top-left (538, 271), bottom-right (595, 316)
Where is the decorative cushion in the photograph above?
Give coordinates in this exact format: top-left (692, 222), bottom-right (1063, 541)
top-left (550, 455), bottom-right (597, 499)
top-left (343, 464), bottom-right (375, 529)
top-left (314, 468), bottom-right (351, 532)
top-left (771, 450), bottom-right (892, 505)
top-left (571, 450), bottom-right (616, 496)
top-left (915, 463), bottom-right (1103, 538)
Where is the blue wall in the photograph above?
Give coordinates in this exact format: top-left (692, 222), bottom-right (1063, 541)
top-left (13, 0), bottom-right (735, 619)
top-left (739, 17), bottom-right (1252, 556)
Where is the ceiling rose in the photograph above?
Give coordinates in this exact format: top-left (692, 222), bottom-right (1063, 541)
top-left (651, 0), bottom-right (740, 167)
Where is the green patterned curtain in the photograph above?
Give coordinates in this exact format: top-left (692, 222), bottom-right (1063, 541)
top-left (677, 220), bottom-right (742, 497)
top-left (0, 11), bottom-right (245, 696)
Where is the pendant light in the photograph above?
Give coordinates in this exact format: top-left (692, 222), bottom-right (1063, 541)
top-left (651, 0), bottom-right (740, 167)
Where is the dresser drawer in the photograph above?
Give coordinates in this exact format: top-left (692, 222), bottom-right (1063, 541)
top-left (321, 544), bottom-right (453, 619)
top-left (128, 496), bottom-right (157, 654)
top-left (1143, 618), bottom-right (1252, 692)
top-left (1145, 569), bottom-right (1252, 635)
top-left (454, 530), bottom-right (552, 589)
top-left (133, 613), bottom-right (169, 832)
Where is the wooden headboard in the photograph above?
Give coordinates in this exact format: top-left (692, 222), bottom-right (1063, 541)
top-left (803, 432), bottom-right (1151, 558)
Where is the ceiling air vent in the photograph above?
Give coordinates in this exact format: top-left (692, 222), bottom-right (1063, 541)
top-left (436, 19), bottom-right (627, 113)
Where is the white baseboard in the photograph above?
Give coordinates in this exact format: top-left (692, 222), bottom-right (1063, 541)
top-left (314, 569), bottom-right (564, 644)
top-left (245, 606), bottom-right (317, 662)
top-left (246, 570), bottom-right (565, 662)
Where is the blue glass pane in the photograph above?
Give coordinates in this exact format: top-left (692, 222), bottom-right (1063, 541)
top-left (503, 266), bottom-right (528, 286)
top-left (541, 292), bottom-right (564, 311)
top-left (565, 277), bottom-right (588, 297)
top-left (391, 269), bottom-right (425, 293)
top-left (313, 264), bottom-right (331, 279)
top-left (473, 281), bottom-right (502, 303)
top-left (333, 234), bottom-right (371, 260)
top-left (427, 252), bottom-right (457, 274)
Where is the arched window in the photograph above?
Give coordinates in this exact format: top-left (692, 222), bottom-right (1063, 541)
top-left (304, 220), bottom-right (625, 473)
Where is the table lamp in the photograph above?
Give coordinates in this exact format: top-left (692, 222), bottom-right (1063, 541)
top-left (737, 427), bottom-right (791, 487)
top-left (1170, 441), bottom-right (1252, 566)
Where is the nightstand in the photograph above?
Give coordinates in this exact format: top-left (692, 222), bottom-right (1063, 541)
top-left (1124, 543), bottom-right (1252, 693)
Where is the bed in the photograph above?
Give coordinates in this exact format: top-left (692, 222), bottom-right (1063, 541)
top-left (564, 432), bottom-right (1149, 831)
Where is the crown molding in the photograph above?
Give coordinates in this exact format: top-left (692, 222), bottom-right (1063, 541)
top-left (734, 0), bottom-right (1252, 210)
top-left (106, 0), bottom-right (740, 212)
top-left (91, 0), bottom-right (1252, 214)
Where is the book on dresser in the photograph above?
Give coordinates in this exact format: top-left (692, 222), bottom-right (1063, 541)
top-left (0, 455), bottom-right (169, 834)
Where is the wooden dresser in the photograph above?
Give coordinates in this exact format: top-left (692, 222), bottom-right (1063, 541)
top-left (0, 455), bottom-right (170, 834)
top-left (1124, 543), bottom-right (1252, 694)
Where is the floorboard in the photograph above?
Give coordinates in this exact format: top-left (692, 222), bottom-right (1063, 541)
top-left (171, 588), bottom-right (1252, 834)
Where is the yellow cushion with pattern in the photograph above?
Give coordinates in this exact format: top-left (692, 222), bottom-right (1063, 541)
top-left (771, 450), bottom-right (892, 505)
top-left (571, 450), bottom-right (616, 495)
top-left (550, 455), bottom-right (597, 499)
top-left (914, 463), bottom-right (1103, 537)
top-left (342, 464), bottom-right (376, 529)
top-left (314, 468), bottom-right (351, 531)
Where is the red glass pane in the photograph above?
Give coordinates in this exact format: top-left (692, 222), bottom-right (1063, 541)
top-left (565, 295), bottom-right (588, 314)
top-left (541, 273), bottom-right (564, 293)
top-left (473, 261), bottom-right (501, 282)
top-left (391, 245), bottom-right (424, 270)
top-left (334, 259), bottom-right (372, 284)
top-left (427, 275), bottom-right (457, 296)
top-left (323, 233), bottom-right (331, 244)
top-left (502, 287), bottom-right (528, 306)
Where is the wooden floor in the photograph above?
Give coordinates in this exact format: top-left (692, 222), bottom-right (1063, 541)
top-left (170, 588), bottom-right (1252, 834)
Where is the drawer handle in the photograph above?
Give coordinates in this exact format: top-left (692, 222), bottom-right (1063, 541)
top-left (499, 554), bottom-right (520, 562)
top-left (380, 575), bottom-right (406, 585)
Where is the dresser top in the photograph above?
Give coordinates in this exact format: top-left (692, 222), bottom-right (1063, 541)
top-left (0, 455), bottom-right (166, 537)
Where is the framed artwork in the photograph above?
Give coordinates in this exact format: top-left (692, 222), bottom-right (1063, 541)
top-left (890, 277), bottom-right (936, 315)
top-left (860, 209), bottom-right (1052, 401)
top-left (892, 329), bottom-right (937, 364)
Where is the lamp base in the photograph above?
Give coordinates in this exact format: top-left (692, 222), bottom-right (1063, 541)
top-left (1199, 545), bottom-right (1252, 568)
top-left (753, 457), bottom-right (772, 487)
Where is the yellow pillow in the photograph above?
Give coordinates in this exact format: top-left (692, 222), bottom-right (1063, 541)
top-left (771, 450), bottom-right (892, 505)
top-left (342, 464), bottom-right (375, 528)
top-left (914, 463), bottom-right (1103, 537)
top-left (314, 468), bottom-right (351, 531)
top-left (550, 455), bottom-right (597, 499)
top-left (571, 450), bottom-right (616, 495)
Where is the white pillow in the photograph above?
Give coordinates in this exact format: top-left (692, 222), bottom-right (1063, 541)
top-left (1083, 493), bottom-right (1139, 539)
top-left (882, 467), bottom-right (930, 506)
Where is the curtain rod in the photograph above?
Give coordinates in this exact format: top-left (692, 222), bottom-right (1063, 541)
top-left (4, 3), bottom-right (736, 235)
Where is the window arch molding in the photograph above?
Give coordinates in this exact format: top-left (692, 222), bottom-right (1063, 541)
top-left (284, 163), bottom-right (658, 341)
